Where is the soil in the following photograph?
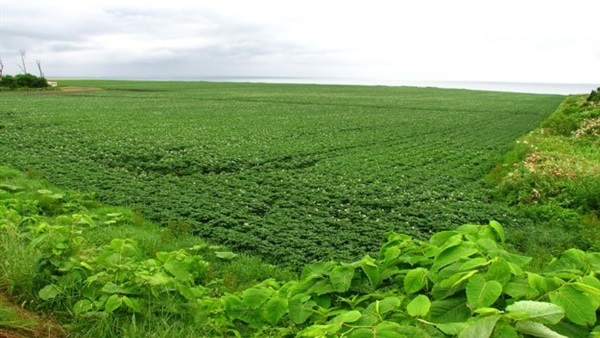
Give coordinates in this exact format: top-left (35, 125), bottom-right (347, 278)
top-left (59, 86), bottom-right (102, 92)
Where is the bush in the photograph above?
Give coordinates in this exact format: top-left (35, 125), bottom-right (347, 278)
top-left (587, 87), bottom-right (600, 102)
top-left (0, 75), bottom-right (17, 89)
top-left (0, 73), bottom-right (49, 89)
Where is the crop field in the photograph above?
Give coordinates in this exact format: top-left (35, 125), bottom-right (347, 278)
top-left (0, 81), bottom-right (564, 266)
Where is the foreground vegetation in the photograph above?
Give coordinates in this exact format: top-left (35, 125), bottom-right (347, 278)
top-left (1, 166), bottom-right (599, 337)
top-left (0, 81), bottom-right (566, 266)
top-left (0, 166), bottom-right (294, 336)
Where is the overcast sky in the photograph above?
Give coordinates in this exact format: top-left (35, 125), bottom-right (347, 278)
top-left (1, 0), bottom-right (599, 84)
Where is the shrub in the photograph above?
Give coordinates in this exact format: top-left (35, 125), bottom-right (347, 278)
top-left (0, 75), bottom-right (17, 89)
top-left (0, 73), bottom-right (49, 89)
top-left (587, 87), bottom-right (600, 102)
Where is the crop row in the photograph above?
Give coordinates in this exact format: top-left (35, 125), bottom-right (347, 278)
top-left (0, 81), bottom-right (565, 266)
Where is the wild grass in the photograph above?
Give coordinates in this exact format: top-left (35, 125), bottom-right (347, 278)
top-left (0, 224), bottom-right (41, 298)
top-left (493, 92), bottom-right (600, 258)
top-left (0, 294), bottom-right (64, 337)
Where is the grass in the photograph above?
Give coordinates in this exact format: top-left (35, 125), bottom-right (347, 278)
top-left (490, 91), bottom-right (600, 262)
top-left (0, 294), bottom-right (65, 337)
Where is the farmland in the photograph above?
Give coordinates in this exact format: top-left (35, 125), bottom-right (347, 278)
top-left (0, 81), bottom-right (565, 266)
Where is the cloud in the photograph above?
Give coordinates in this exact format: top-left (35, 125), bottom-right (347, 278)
top-left (1, 0), bottom-right (599, 83)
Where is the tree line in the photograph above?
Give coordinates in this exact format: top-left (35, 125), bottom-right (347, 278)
top-left (0, 49), bottom-right (50, 89)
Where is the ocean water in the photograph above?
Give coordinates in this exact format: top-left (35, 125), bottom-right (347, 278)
top-left (198, 77), bottom-right (598, 95)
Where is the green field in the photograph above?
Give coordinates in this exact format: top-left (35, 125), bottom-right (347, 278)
top-left (0, 81), bottom-right (564, 265)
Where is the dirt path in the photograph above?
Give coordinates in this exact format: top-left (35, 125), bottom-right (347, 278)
top-left (59, 86), bottom-right (102, 92)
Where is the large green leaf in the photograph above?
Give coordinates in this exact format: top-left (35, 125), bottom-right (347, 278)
top-left (504, 281), bottom-right (537, 299)
top-left (289, 295), bottom-right (317, 324)
top-left (547, 320), bottom-right (592, 338)
top-left (515, 321), bottom-right (568, 338)
top-left (573, 275), bottom-right (600, 308)
top-left (214, 251), bottom-right (238, 260)
top-left (505, 301), bottom-right (564, 325)
top-left (104, 294), bottom-right (122, 313)
top-left (466, 274), bottom-right (502, 309)
top-left (72, 299), bottom-right (93, 315)
top-left (544, 248), bottom-right (587, 274)
top-left (298, 323), bottom-right (342, 337)
top-left (436, 322), bottom-right (469, 335)
top-left (459, 257), bottom-right (490, 271)
top-left (527, 272), bottom-right (561, 295)
top-left (432, 243), bottom-right (479, 272)
top-left (498, 251), bottom-right (532, 275)
top-left (101, 281), bottom-right (130, 294)
top-left (476, 238), bottom-right (499, 252)
top-left (263, 296), bottom-right (288, 325)
top-left (404, 267), bottom-right (428, 294)
top-left (489, 220), bottom-right (505, 243)
top-left (307, 279), bottom-right (335, 295)
top-left (549, 286), bottom-right (596, 326)
top-left (121, 296), bottom-right (142, 313)
top-left (374, 322), bottom-right (428, 338)
top-left (588, 252), bottom-right (600, 271)
top-left (329, 265), bottom-right (355, 292)
top-left (177, 285), bottom-right (205, 300)
top-left (485, 259), bottom-right (512, 286)
top-left (330, 310), bottom-right (362, 323)
top-left (302, 261), bottom-right (335, 279)
top-left (440, 270), bottom-right (477, 289)
top-left (429, 297), bottom-right (471, 323)
top-left (242, 287), bottom-right (271, 309)
top-left (348, 328), bottom-right (376, 338)
top-left (458, 315), bottom-right (500, 338)
top-left (38, 284), bottom-right (61, 300)
top-left (164, 260), bottom-right (192, 282)
top-left (221, 294), bottom-right (244, 313)
top-left (146, 271), bottom-right (173, 286)
top-left (491, 321), bottom-right (519, 338)
top-left (429, 231), bottom-right (460, 248)
top-left (406, 295), bottom-right (430, 317)
top-left (383, 246), bottom-right (401, 264)
top-left (360, 256), bottom-right (380, 288)
top-left (377, 296), bottom-right (402, 315)
top-left (576, 275), bottom-right (600, 294)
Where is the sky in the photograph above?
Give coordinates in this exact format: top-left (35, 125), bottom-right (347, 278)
top-left (1, 0), bottom-right (599, 84)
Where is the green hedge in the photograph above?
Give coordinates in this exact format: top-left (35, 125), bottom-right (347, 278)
top-left (0, 74), bottom-right (49, 89)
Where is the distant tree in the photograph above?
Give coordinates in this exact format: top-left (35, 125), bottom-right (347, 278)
top-left (0, 58), bottom-right (4, 78)
top-left (17, 49), bottom-right (27, 74)
top-left (36, 59), bottom-right (44, 78)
